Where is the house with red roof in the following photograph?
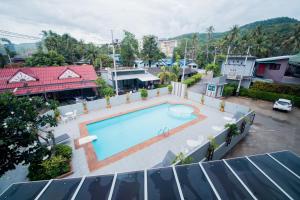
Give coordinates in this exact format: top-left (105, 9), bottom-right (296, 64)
top-left (0, 65), bottom-right (98, 100)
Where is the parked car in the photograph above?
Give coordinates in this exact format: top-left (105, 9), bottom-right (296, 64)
top-left (273, 99), bottom-right (292, 112)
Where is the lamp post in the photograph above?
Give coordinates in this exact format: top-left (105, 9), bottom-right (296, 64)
top-left (111, 30), bottom-right (119, 96)
top-left (181, 39), bottom-right (188, 83)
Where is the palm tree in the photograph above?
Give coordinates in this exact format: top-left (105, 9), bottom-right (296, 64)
top-left (206, 26), bottom-right (215, 61)
top-left (228, 25), bottom-right (240, 45)
top-left (282, 24), bottom-right (300, 53)
top-left (158, 66), bottom-right (170, 84)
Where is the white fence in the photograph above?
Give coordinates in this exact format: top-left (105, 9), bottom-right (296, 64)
top-left (187, 91), bottom-right (249, 115)
top-left (45, 87), bottom-right (169, 116)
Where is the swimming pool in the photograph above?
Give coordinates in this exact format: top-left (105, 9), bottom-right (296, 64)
top-left (87, 103), bottom-right (197, 160)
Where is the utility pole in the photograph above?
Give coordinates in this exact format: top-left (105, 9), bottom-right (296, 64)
top-left (236, 46), bottom-right (250, 95)
top-left (223, 45), bottom-right (231, 76)
top-left (213, 46), bottom-right (217, 64)
top-left (111, 30), bottom-right (119, 96)
top-left (181, 39), bottom-right (188, 83)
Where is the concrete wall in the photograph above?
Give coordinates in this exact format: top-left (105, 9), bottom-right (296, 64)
top-left (261, 59), bottom-right (289, 82)
top-left (174, 110), bottom-right (255, 164)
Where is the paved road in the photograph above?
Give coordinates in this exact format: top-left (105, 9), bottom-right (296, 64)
top-left (224, 97), bottom-right (300, 158)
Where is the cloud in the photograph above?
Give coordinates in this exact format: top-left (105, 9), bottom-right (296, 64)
top-left (0, 0), bottom-right (299, 44)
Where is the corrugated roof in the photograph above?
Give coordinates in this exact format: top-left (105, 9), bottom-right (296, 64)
top-left (0, 65), bottom-right (97, 95)
top-left (1, 150), bottom-right (299, 200)
top-left (289, 53), bottom-right (300, 65)
top-left (256, 55), bottom-right (291, 62)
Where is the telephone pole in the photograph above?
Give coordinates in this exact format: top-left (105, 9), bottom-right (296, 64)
top-left (181, 39), bottom-right (188, 83)
top-left (111, 30), bottom-right (119, 96)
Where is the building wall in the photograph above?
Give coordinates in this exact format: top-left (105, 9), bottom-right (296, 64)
top-left (221, 58), bottom-right (256, 78)
top-left (158, 39), bottom-right (177, 58)
top-left (260, 59), bottom-right (289, 82)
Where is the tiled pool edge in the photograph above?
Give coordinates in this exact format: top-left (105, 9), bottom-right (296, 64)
top-left (74, 101), bottom-right (207, 172)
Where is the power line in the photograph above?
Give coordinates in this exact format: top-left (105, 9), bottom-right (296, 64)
top-left (0, 30), bottom-right (41, 40)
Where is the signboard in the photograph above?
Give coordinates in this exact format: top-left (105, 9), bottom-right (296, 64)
top-left (208, 84), bottom-right (216, 91)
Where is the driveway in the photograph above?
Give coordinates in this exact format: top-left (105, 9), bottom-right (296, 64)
top-left (224, 96), bottom-right (300, 158)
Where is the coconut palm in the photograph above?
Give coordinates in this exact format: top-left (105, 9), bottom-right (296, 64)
top-left (282, 24), bottom-right (300, 53)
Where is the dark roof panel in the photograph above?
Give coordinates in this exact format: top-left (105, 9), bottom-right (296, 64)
top-left (112, 171), bottom-right (144, 200)
top-left (202, 161), bottom-right (253, 200)
top-left (0, 181), bottom-right (48, 200)
top-left (175, 163), bottom-right (218, 200)
top-left (74, 174), bottom-right (114, 200)
top-left (249, 154), bottom-right (300, 199)
top-left (270, 151), bottom-right (300, 176)
top-left (38, 178), bottom-right (81, 200)
top-left (147, 167), bottom-right (181, 200)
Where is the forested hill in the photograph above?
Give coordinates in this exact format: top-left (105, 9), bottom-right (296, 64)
top-left (173, 17), bottom-right (300, 43)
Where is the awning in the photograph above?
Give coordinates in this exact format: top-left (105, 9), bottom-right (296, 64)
top-left (115, 73), bottom-right (159, 82)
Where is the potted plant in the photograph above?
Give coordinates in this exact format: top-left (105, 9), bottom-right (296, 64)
top-left (126, 93), bottom-right (130, 103)
top-left (54, 108), bottom-right (61, 121)
top-left (201, 94), bottom-right (205, 105)
top-left (139, 89), bottom-right (148, 100)
top-left (220, 100), bottom-right (225, 112)
top-left (82, 101), bottom-right (88, 114)
top-left (206, 136), bottom-right (219, 161)
top-left (156, 88), bottom-right (160, 97)
top-left (168, 84), bottom-right (173, 94)
top-left (172, 152), bottom-right (193, 165)
top-left (224, 123), bottom-right (239, 146)
top-left (105, 95), bottom-right (111, 108)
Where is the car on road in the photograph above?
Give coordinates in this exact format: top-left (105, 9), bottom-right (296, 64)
top-left (273, 98), bottom-right (292, 112)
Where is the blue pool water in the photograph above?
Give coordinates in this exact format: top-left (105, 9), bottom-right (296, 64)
top-left (87, 103), bottom-right (197, 160)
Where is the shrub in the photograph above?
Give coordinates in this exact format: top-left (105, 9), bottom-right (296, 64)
top-left (54, 144), bottom-right (72, 160)
top-left (28, 155), bottom-right (70, 180)
top-left (240, 88), bottom-right (300, 107)
top-left (183, 73), bottom-right (202, 87)
top-left (155, 84), bottom-right (168, 88)
top-left (102, 87), bottom-right (114, 97)
top-left (252, 81), bottom-right (300, 96)
top-left (139, 89), bottom-right (148, 99)
top-left (172, 152), bottom-right (193, 165)
top-left (168, 84), bottom-right (173, 94)
top-left (223, 86), bottom-right (235, 97)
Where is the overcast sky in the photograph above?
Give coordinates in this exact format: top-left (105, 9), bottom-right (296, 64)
top-left (0, 0), bottom-right (299, 44)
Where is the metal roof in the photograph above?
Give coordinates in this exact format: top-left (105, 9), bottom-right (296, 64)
top-left (115, 73), bottom-right (159, 82)
top-left (256, 55), bottom-right (291, 62)
top-left (289, 53), bottom-right (300, 65)
top-left (1, 150), bottom-right (299, 200)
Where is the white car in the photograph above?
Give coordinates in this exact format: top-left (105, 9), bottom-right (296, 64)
top-left (273, 99), bottom-right (292, 112)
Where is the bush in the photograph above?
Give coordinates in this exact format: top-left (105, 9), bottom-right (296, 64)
top-left (168, 84), bottom-right (173, 94)
top-left (251, 81), bottom-right (300, 96)
top-left (155, 84), bottom-right (168, 88)
top-left (139, 89), bottom-right (148, 99)
top-left (223, 86), bottom-right (235, 97)
top-left (240, 88), bottom-right (300, 107)
top-left (183, 73), bottom-right (202, 87)
top-left (54, 144), bottom-right (72, 160)
top-left (28, 155), bottom-right (70, 180)
top-left (102, 87), bottom-right (114, 97)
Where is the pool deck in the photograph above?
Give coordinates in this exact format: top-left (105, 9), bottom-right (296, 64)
top-left (52, 95), bottom-right (234, 177)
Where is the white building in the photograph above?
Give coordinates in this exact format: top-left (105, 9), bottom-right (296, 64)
top-left (158, 39), bottom-right (178, 58)
top-left (221, 55), bottom-right (256, 88)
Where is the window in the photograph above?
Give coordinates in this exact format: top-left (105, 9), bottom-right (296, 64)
top-left (269, 64), bottom-right (280, 70)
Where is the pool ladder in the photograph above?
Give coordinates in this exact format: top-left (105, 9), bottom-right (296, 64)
top-left (158, 127), bottom-right (170, 136)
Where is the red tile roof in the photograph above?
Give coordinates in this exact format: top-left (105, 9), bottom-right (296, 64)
top-left (0, 65), bottom-right (98, 95)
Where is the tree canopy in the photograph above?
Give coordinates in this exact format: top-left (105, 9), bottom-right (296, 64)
top-left (0, 93), bottom-right (57, 176)
top-left (141, 35), bottom-right (163, 66)
top-left (25, 50), bottom-right (65, 66)
top-left (120, 31), bottom-right (139, 66)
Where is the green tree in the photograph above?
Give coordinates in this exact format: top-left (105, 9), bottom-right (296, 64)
top-left (84, 43), bottom-right (100, 65)
top-left (120, 31), bottom-right (139, 66)
top-left (25, 50), bottom-right (65, 66)
top-left (141, 35), bottom-right (162, 66)
top-left (282, 24), bottom-right (300, 54)
top-left (0, 38), bottom-right (17, 68)
top-left (205, 63), bottom-right (221, 77)
top-left (94, 54), bottom-right (113, 69)
top-left (0, 93), bottom-right (58, 176)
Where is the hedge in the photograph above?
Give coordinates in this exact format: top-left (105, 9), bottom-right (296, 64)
top-left (183, 73), bottom-right (202, 87)
top-left (223, 86), bottom-right (235, 97)
top-left (252, 82), bottom-right (300, 96)
top-left (240, 88), bottom-right (300, 107)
